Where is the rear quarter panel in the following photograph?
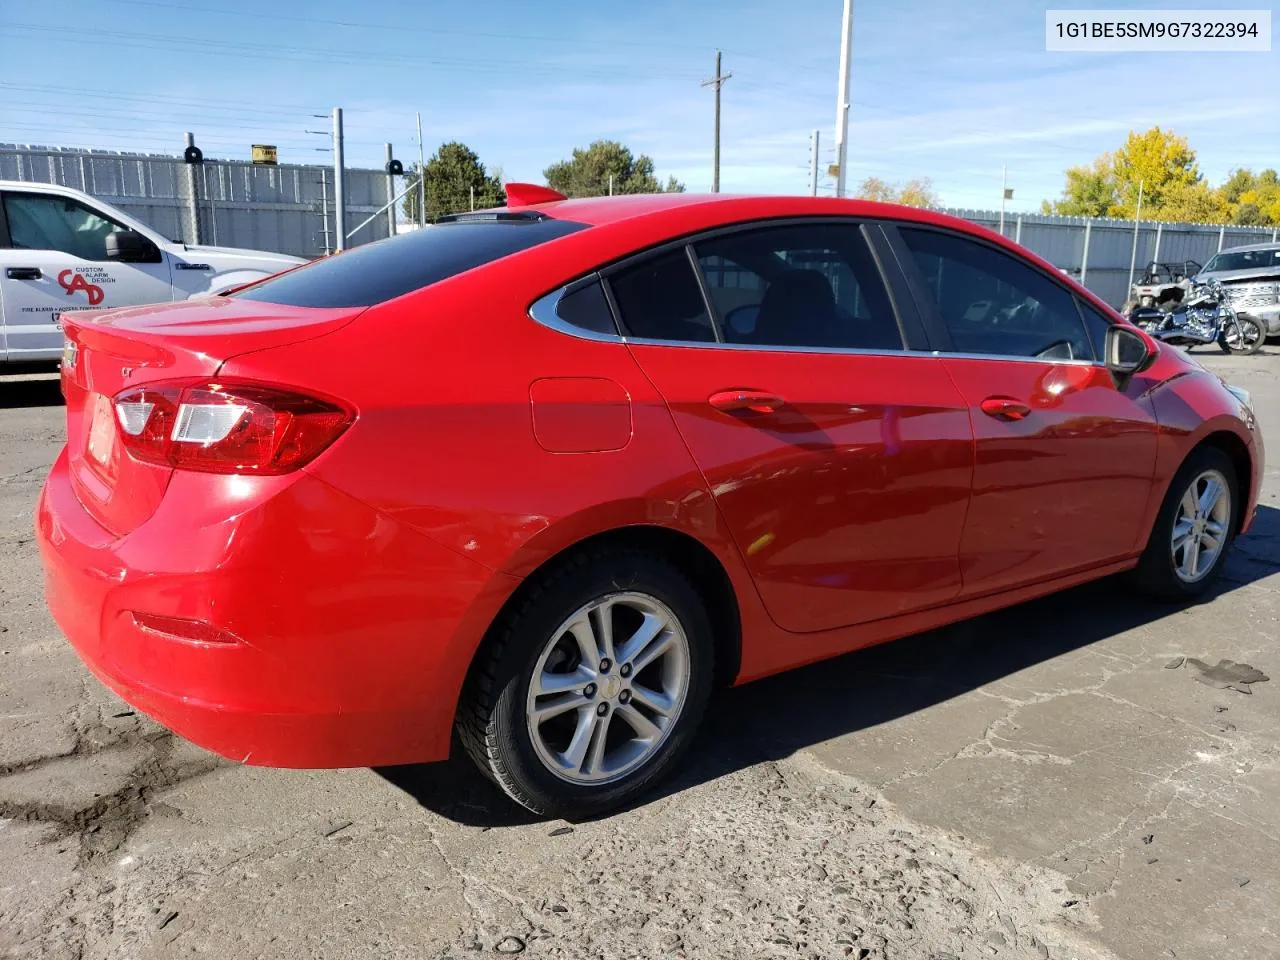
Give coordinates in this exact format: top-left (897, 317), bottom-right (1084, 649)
top-left (218, 246), bottom-right (779, 704)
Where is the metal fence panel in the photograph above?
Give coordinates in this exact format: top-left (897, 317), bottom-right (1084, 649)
top-left (1, 144), bottom-right (394, 258)
top-left (4, 144), bottom-right (1277, 300)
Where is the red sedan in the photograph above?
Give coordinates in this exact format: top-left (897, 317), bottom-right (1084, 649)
top-left (37, 187), bottom-right (1264, 817)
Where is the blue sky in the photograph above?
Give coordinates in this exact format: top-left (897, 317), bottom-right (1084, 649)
top-left (0, 0), bottom-right (1275, 211)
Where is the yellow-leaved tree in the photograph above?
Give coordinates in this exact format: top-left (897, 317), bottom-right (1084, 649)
top-left (1041, 127), bottom-right (1275, 224)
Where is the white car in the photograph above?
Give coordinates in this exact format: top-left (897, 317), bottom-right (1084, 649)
top-left (0, 181), bottom-right (304, 363)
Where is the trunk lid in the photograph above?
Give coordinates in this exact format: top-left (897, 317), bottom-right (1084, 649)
top-left (60, 298), bottom-right (362, 536)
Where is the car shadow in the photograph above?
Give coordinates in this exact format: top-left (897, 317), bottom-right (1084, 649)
top-left (376, 503), bottom-right (1280, 827)
top-left (0, 371), bottom-right (63, 409)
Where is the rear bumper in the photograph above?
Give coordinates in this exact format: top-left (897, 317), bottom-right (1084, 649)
top-left (36, 448), bottom-right (516, 767)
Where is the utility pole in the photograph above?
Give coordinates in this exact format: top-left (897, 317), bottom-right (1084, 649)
top-left (1127, 179), bottom-right (1145, 290)
top-left (608, 174), bottom-right (614, 196)
top-left (701, 50), bottom-right (731, 192)
top-left (331, 107), bottom-right (347, 251)
top-left (834, 0), bottom-right (854, 197)
top-left (318, 169), bottom-right (330, 255)
top-left (416, 111), bottom-right (426, 226)
top-left (809, 129), bottom-right (820, 197)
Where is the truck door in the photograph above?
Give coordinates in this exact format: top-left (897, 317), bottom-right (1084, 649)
top-left (0, 190), bottom-right (173, 360)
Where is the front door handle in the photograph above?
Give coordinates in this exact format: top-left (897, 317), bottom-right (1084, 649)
top-left (980, 396), bottom-right (1031, 420)
top-left (708, 389), bottom-right (784, 414)
top-left (6, 267), bottom-right (42, 280)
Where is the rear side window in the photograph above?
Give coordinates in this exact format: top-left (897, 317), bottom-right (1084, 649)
top-left (556, 279), bottom-right (617, 335)
top-left (607, 249), bottom-right (717, 343)
top-left (236, 218), bottom-right (588, 308)
top-left (694, 222), bottom-right (902, 350)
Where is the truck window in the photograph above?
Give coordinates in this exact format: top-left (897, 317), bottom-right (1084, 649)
top-left (3, 192), bottom-right (130, 261)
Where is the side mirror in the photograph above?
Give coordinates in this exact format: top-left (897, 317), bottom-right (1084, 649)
top-left (105, 230), bottom-right (160, 263)
top-left (1106, 324), bottom-right (1154, 377)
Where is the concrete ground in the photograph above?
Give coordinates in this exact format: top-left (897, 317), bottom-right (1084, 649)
top-left (1, 350), bottom-right (1276, 960)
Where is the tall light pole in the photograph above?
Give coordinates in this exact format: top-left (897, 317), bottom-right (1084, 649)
top-left (834, 0), bottom-right (854, 198)
top-left (416, 111), bottom-right (426, 227)
top-left (999, 165), bottom-right (1007, 235)
top-left (809, 129), bottom-right (820, 197)
top-left (1127, 179), bottom-right (1145, 291)
top-left (331, 107), bottom-right (346, 251)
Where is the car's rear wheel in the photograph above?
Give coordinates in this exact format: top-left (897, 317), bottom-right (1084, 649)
top-left (457, 548), bottom-right (714, 818)
top-left (1133, 447), bottom-right (1238, 600)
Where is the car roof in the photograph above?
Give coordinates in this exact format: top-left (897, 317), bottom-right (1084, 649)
top-left (0, 180), bottom-right (85, 196)
top-left (512, 192), bottom-right (1122, 320)
top-left (1210, 241), bottom-right (1280, 254)
top-left (533, 193), bottom-right (982, 233)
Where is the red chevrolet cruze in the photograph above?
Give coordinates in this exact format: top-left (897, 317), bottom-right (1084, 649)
top-left (38, 187), bottom-right (1264, 816)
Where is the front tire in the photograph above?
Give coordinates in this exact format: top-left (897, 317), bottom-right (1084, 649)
top-left (1133, 447), bottom-right (1238, 601)
top-left (1219, 316), bottom-right (1265, 354)
top-left (457, 548), bottom-right (715, 818)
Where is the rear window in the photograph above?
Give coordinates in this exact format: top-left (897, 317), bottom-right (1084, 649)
top-left (235, 217), bottom-right (589, 308)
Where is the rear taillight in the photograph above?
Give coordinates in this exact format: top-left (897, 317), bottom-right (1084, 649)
top-left (112, 379), bottom-right (353, 474)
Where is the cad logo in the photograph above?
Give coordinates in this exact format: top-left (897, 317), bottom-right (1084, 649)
top-left (58, 270), bottom-right (105, 306)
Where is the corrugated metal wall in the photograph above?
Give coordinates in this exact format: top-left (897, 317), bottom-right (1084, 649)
top-left (945, 209), bottom-right (1277, 307)
top-left (0, 145), bottom-right (394, 259)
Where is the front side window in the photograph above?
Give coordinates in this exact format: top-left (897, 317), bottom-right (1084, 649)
top-left (694, 223), bottom-right (902, 350)
top-left (900, 226), bottom-right (1094, 362)
top-left (1075, 298), bottom-right (1115, 360)
top-left (3, 192), bottom-right (129, 260)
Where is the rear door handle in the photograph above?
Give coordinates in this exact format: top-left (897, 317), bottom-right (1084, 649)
top-left (6, 267), bottom-right (42, 280)
top-left (980, 397), bottom-right (1031, 421)
top-left (708, 389), bottom-right (784, 414)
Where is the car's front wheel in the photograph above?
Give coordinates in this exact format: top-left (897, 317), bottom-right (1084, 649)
top-left (1133, 447), bottom-right (1238, 600)
top-left (457, 548), bottom-right (715, 818)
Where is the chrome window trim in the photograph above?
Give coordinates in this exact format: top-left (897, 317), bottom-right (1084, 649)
top-left (936, 350), bottom-right (1104, 367)
top-left (620, 336), bottom-right (929, 358)
top-left (529, 290), bottom-right (1106, 365)
top-left (527, 283), bottom-right (625, 344)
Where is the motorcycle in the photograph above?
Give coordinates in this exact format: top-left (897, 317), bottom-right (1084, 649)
top-left (1129, 277), bottom-right (1264, 355)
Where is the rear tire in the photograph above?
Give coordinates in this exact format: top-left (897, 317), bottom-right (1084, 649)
top-left (1132, 447), bottom-right (1238, 601)
top-left (457, 547), bottom-right (714, 818)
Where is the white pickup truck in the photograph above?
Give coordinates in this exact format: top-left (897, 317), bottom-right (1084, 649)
top-left (0, 181), bottom-right (303, 363)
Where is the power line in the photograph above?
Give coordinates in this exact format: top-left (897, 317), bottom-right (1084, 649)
top-left (0, 83), bottom-right (326, 119)
top-left (3, 23), bottom-right (708, 81)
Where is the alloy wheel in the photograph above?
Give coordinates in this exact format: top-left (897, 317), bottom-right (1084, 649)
top-left (1171, 469), bottom-right (1231, 583)
top-left (525, 592), bottom-right (691, 785)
